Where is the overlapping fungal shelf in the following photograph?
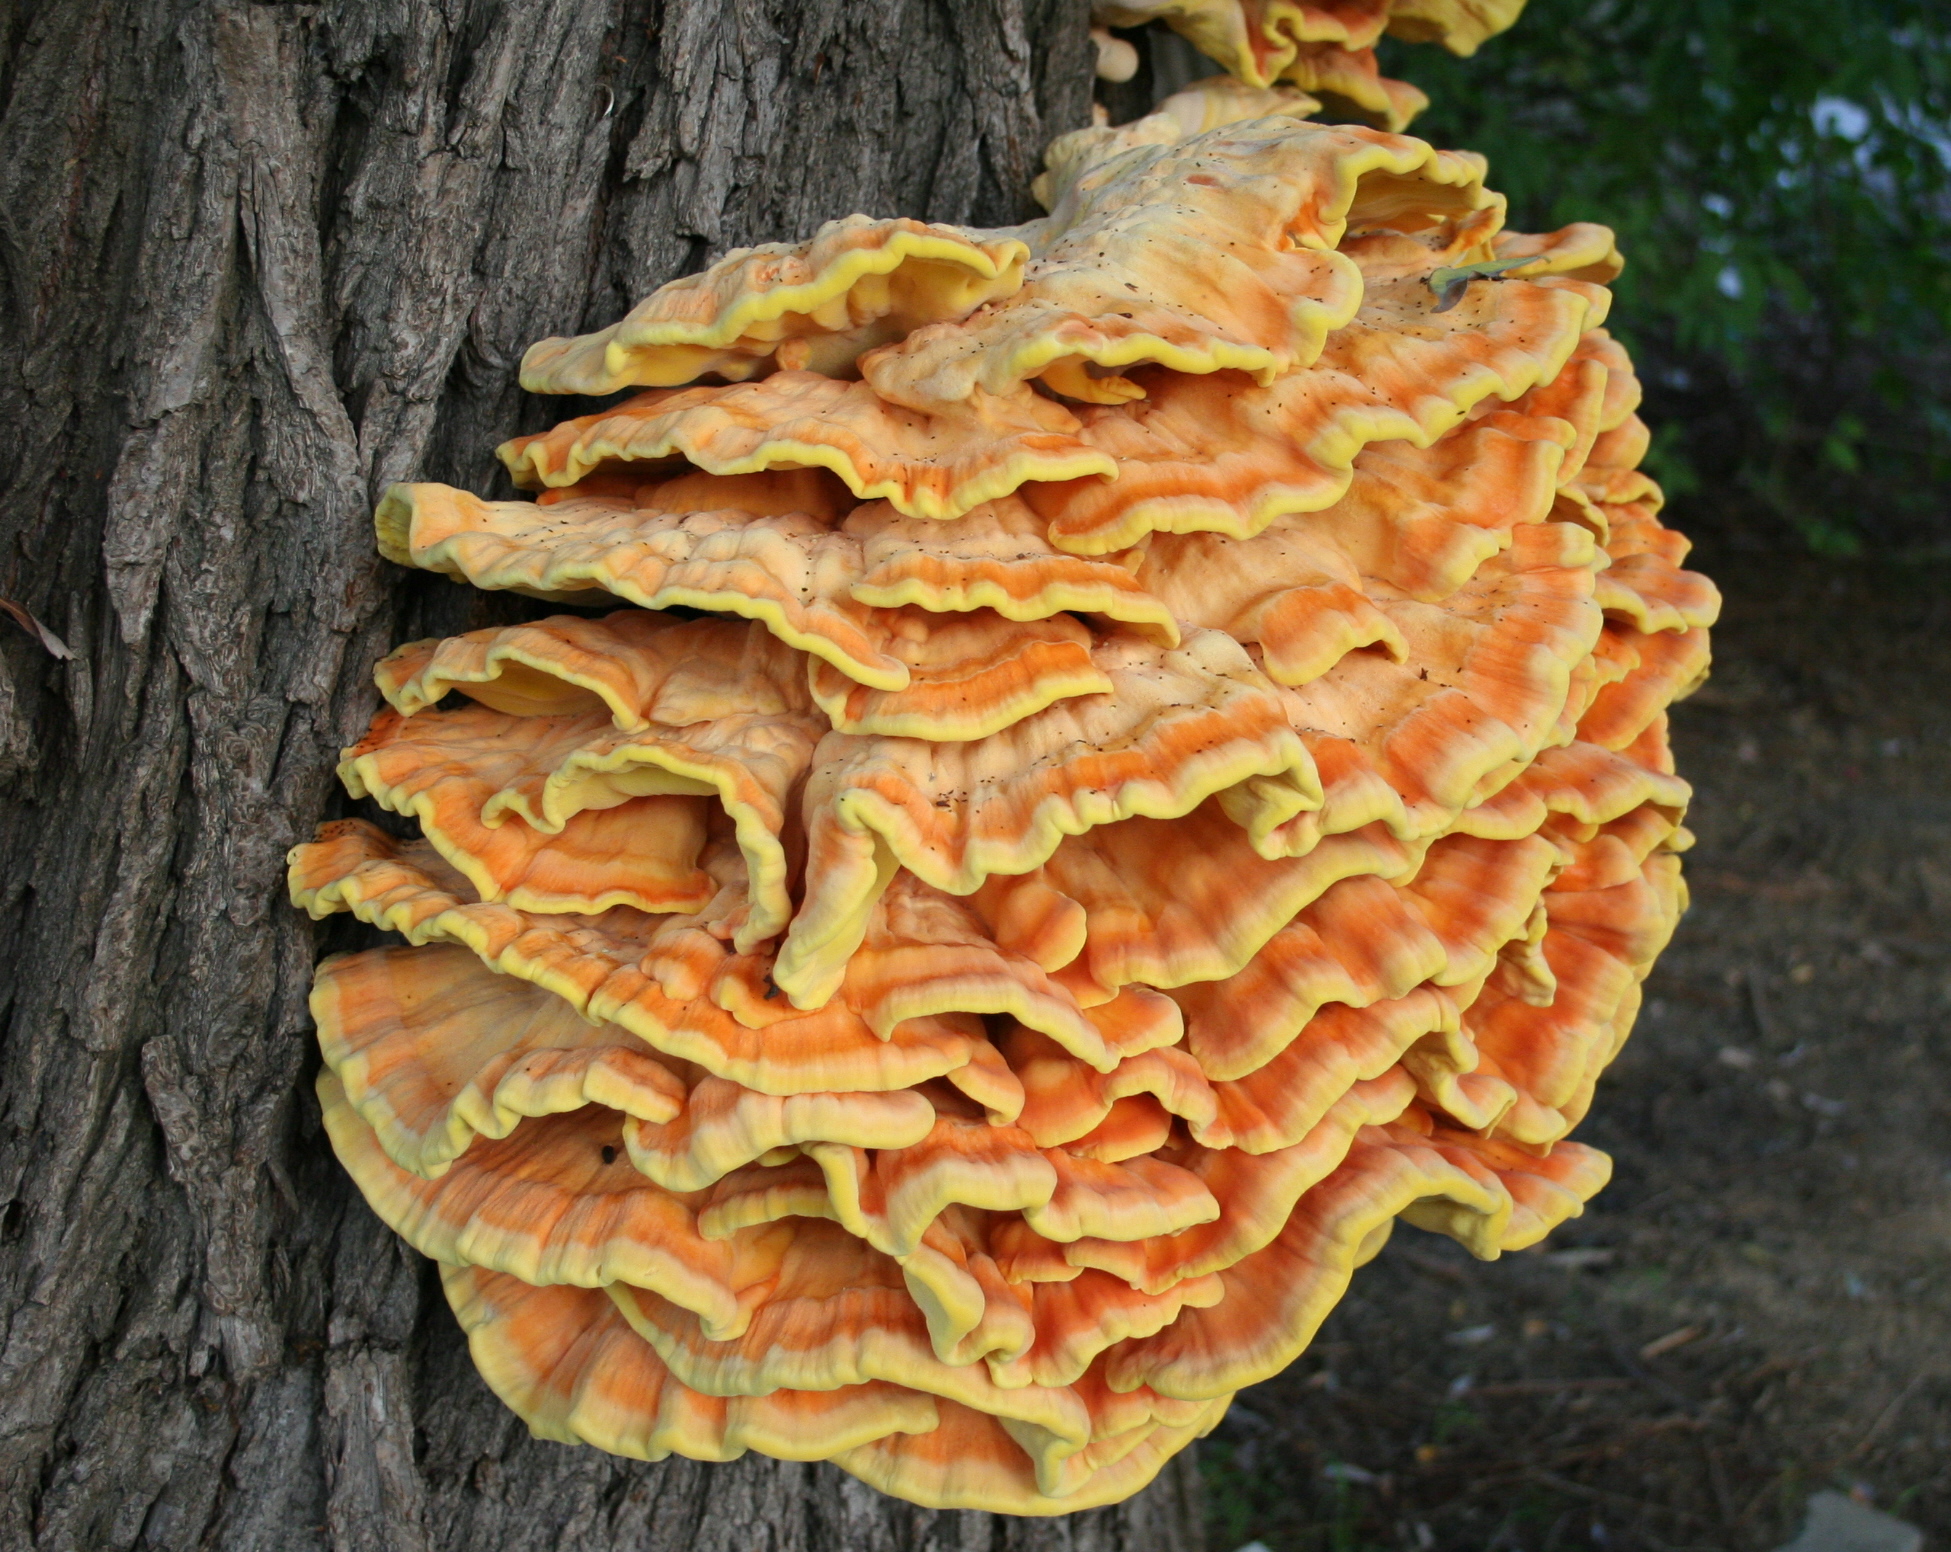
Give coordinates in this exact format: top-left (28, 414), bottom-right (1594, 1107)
top-left (291, 95), bottom-right (1716, 1514)
top-left (1091, 0), bottom-right (1529, 128)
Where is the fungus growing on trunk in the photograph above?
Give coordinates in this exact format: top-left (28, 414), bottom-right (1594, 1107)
top-left (292, 33), bottom-right (1713, 1513)
top-left (1090, 0), bottom-right (1526, 127)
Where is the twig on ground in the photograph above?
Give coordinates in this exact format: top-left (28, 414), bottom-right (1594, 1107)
top-left (1746, 966), bottom-right (1782, 1046)
top-left (1469, 1378), bottom-right (1639, 1398)
top-left (1843, 1373), bottom-right (1928, 1463)
top-left (1641, 1326), bottom-right (1704, 1361)
top-left (1700, 1438), bottom-right (1739, 1534)
top-left (1735, 1467), bottom-right (1792, 1533)
top-left (1520, 1468), bottom-right (1716, 1529)
top-left (1609, 1338), bottom-right (1700, 1414)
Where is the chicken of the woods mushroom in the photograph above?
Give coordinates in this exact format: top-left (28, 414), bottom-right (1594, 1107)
top-left (291, 5), bottom-right (1715, 1514)
top-left (1091, 0), bottom-right (1528, 129)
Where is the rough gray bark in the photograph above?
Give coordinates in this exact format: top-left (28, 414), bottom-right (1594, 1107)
top-left (0, 2), bottom-right (1207, 1547)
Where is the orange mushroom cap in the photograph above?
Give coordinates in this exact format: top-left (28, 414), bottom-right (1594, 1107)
top-left (519, 216), bottom-right (1031, 396)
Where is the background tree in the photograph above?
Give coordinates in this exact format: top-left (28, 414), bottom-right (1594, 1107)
top-left (0, 3), bottom-right (1201, 1546)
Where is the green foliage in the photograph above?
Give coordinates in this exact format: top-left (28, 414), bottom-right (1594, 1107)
top-left (1383, 0), bottom-right (1951, 551)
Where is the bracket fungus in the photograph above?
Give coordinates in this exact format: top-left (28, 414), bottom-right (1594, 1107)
top-left (1091, 0), bottom-right (1526, 128)
top-left (294, 9), bottom-right (1714, 1513)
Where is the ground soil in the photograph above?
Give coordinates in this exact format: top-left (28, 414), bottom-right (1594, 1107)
top-left (1200, 545), bottom-right (1951, 1552)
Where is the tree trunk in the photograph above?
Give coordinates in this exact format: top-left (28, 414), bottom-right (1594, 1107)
top-left (0, 3), bottom-right (1206, 1546)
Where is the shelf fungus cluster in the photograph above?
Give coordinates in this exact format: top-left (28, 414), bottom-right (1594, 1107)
top-left (291, 90), bottom-right (1716, 1514)
top-left (1092, 0), bottom-right (1528, 128)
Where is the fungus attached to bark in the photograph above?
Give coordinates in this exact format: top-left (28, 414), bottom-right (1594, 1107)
top-left (293, 45), bottom-right (1714, 1513)
top-left (1089, 0), bottom-right (1525, 127)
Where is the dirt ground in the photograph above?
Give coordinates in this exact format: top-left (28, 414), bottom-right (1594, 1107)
top-left (1200, 547), bottom-right (1951, 1552)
